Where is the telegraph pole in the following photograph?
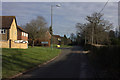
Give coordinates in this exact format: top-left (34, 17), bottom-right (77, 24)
top-left (91, 23), bottom-right (94, 45)
top-left (50, 4), bottom-right (61, 49)
top-left (51, 5), bottom-right (53, 49)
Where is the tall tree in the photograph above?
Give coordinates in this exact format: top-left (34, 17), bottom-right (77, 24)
top-left (109, 30), bottom-right (115, 38)
top-left (24, 16), bottom-right (48, 47)
top-left (70, 33), bottom-right (76, 42)
top-left (76, 12), bottom-right (113, 45)
top-left (76, 23), bottom-right (87, 44)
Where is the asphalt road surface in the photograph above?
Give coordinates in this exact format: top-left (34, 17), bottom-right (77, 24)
top-left (18, 46), bottom-right (101, 78)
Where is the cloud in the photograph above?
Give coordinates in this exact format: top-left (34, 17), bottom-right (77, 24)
top-left (2, 0), bottom-right (119, 2)
top-left (2, 2), bottom-right (118, 36)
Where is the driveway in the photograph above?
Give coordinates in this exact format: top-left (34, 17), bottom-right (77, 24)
top-left (18, 46), bottom-right (98, 78)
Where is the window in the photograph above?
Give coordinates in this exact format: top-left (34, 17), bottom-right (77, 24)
top-left (24, 32), bottom-right (25, 37)
top-left (25, 33), bottom-right (26, 37)
top-left (22, 32), bottom-right (23, 36)
top-left (26, 33), bottom-right (28, 37)
top-left (0, 29), bottom-right (6, 34)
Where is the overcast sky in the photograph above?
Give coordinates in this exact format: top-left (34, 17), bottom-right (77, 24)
top-left (2, 2), bottom-right (118, 37)
top-left (1, 0), bottom-right (119, 2)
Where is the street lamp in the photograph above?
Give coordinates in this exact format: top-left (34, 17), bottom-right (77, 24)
top-left (56, 4), bottom-right (61, 7)
top-left (50, 4), bottom-right (61, 49)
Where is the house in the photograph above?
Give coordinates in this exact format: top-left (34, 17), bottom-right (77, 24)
top-left (52, 35), bottom-right (63, 44)
top-left (52, 35), bottom-right (71, 45)
top-left (0, 16), bottom-right (28, 49)
top-left (34, 31), bottom-right (51, 47)
top-left (17, 25), bottom-right (28, 42)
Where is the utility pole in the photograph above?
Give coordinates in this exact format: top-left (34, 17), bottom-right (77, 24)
top-left (91, 23), bottom-right (94, 45)
top-left (85, 34), bottom-right (86, 45)
top-left (51, 5), bottom-right (53, 49)
top-left (50, 4), bottom-right (61, 49)
top-left (84, 30), bottom-right (86, 45)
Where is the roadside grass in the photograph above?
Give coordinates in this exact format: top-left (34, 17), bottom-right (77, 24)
top-left (86, 45), bottom-right (120, 77)
top-left (2, 47), bottom-right (61, 78)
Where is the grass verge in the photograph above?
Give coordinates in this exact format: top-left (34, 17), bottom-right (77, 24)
top-left (86, 45), bottom-right (120, 78)
top-left (2, 47), bottom-right (61, 78)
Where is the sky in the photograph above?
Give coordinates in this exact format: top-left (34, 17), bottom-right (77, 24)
top-left (1, 0), bottom-right (119, 2)
top-left (1, 2), bottom-right (118, 37)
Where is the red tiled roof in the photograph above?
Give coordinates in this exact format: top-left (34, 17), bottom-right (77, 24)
top-left (53, 35), bottom-right (63, 38)
top-left (53, 35), bottom-right (60, 38)
top-left (17, 25), bottom-right (28, 33)
top-left (0, 16), bottom-right (28, 33)
top-left (0, 16), bottom-right (16, 29)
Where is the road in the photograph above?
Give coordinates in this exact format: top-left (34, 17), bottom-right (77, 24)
top-left (18, 46), bottom-right (98, 78)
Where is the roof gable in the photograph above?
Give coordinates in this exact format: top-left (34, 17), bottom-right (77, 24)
top-left (17, 25), bottom-right (28, 33)
top-left (0, 16), bottom-right (16, 29)
top-left (53, 35), bottom-right (63, 38)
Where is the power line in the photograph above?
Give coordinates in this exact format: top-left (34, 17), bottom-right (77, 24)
top-left (99, 0), bottom-right (110, 13)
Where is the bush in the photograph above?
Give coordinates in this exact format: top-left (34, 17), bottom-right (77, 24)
top-left (110, 38), bottom-right (120, 45)
top-left (87, 45), bottom-right (120, 77)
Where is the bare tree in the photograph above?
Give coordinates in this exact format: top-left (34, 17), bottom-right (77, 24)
top-left (76, 12), bottom-right (113, 45)
top-left (76, 23), bottom-right (87, 44)
top-left (24, 16), bottom-right (48, 47)
top-left (70, 33), bottom-right (76, 42)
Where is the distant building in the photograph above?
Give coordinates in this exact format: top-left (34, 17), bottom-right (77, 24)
top-left (17, 25), bottom-right (28, 41)
top-left (52, 35), bottom-right (63, 45)
top-left (0, 16), bottom-right (28, 49)
top-left (32, 31), bottom-right (51, 47)
top-left (53, 35), bottom-right (72, 45)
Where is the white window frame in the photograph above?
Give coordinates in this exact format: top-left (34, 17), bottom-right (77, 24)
top-left (24, 32), bottom-right (25, 37)
top-left (25, 33), bottom-right (27, 37)
top-left (0, 29), bottom-right (6, 34)
top-left (22, 32), bottom-right (24, 36)
top-left (25, 33), bottom-right (28, 37)
top-left (25, 33), bottom-right (26, 37)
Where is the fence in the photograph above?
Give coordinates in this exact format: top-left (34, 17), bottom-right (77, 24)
top-left (0, 40), bottom-right (28, 49)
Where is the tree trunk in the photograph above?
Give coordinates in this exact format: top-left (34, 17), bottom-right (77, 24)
top-left (32, 40), bottom-right (34, 47)
top-left (84, 30), bottom-right (86, 45)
